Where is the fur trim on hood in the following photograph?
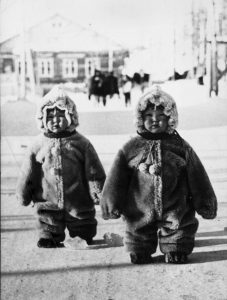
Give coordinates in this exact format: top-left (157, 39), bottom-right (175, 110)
top-left (134, 85), bottom-right (178, 134)
top-left (36, 85), bottom-right (79, 132)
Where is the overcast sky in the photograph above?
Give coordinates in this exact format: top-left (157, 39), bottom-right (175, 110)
top-left (0, 0), bottom-right (209, 47)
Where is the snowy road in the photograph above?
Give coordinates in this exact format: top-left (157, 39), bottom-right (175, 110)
top-left (1, 79), bottom-right (227, 299)
top-left (1, 125), bottom-right (227, 299)
top-left (1, 193), bottom-right (227, 300)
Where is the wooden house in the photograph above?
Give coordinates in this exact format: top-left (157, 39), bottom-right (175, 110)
top-left (0, 14), bottom-right (129, 95)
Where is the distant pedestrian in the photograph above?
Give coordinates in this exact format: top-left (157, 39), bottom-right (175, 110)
top-left (102, 71), bottom-right (120, 106)
top-left (88, 69), bottom-right (104, 104)
top-left (140, 70), bottom-right (150, 92)
top-left (17, 85), bottom-right (106, 248)
top-left (196, 64), bottom-right (204, 85)
top-left (132, 72), bottom-right (141, 85)
top-left (122, 75), bottom-right (132, 107)
top-left (106, 71), bottom-right (120, 99)
top-left (101, 85), bottom-right (217, 264)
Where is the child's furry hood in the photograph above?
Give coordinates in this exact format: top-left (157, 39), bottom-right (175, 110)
top-left (36, 85), bottom-right (79, 133)
top-left (134, 85), bottom-right (178, 134)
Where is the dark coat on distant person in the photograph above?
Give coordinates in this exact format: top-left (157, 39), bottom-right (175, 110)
top-left (89, 70), bottom-right (104, 97)
top-left (103, 72), bottom-right (119, 97)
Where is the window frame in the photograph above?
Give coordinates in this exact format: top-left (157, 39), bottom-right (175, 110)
top-left (62, 58), bottom-right (78, 78)
top-left (38, 58), bottom-right (54, 78)
top-left (85, 57), bottom-right (100, 77)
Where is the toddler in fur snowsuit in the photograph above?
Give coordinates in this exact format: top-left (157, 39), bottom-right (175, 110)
top-left (17, 85), bottom-right (106, 248)
top-left (100, 85), bottom-right (217, 264)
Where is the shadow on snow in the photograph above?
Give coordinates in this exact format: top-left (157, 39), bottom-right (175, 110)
top-left (2, 250), bottom-right (227, 277)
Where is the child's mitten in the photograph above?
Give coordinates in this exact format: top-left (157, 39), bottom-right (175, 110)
top-left (200, 209), bottom-right (217, 219)
top-left (16, 193), bottom-right (32, 206)
top-left (101, 201), bottom-right (121, 220)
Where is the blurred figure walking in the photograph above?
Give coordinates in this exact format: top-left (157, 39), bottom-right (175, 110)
top-left (102, 71), bottom-right (120, 106)
top-left (122, 75), bottom-right (132, 107)
top-left (88, 69), bottom-right (104, 104)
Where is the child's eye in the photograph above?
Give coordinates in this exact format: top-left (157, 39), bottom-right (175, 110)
top-left (57, 112), bottom-right (65, 117)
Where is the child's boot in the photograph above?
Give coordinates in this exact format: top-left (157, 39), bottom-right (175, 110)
top-left (85, 238), bottom-right (93, 245)
top-left (165, 252), bottom-right (188, 264)
top-left (37, 238), bottom-right (64, 248)
top-left (130, 252), bottom-right (153, 264)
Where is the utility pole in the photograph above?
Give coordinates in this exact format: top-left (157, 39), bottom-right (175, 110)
top-left (171, 3), bottom-right (177, 80)
top-left (210, 0), bottom-right (218, 96)
top-left (108, 38), bottom-right (113, 72)
top-left (173, 26), bottom-right (176, 80)
top-left (191, 0), bottom-right (196, 78)
top-left (19, 0), bottom-right (26, 100)
top-left (26, 48), bottom-right (36, 98)
top-left (108, 48), bottom-right (113, 72)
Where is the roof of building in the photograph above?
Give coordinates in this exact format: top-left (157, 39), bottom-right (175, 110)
top-left (0, 13), bottom-right (125, 52)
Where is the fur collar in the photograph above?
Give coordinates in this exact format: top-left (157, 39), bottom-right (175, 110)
top-left (137, 131), bottom-right (172, 140)
top-left (44, 130), bottom-right (76, 139)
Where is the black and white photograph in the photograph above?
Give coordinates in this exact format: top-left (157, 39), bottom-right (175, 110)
top-left (1, 0), bottom-right (227, 299)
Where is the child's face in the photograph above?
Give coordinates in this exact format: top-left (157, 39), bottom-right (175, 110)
top-left (46, 108), bottom-right (68, 133)
top-left (143, 106), bottom-right (169, 134)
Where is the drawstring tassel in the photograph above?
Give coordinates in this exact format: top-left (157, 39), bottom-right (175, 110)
top-left (138, 162), bottom-right (161, 175)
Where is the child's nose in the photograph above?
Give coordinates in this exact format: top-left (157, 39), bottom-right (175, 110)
top-left (151, 114), bottom-right (158, 121)
top-left (53, 115), bottom-right (58, 122)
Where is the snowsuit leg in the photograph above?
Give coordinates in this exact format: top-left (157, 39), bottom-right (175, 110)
top-left (124, 222), bottom-right (158, 254)
top-left (159, 210), bottom-right (199, 254)
top-left (65, 211), bottom-right (97, 241)
top-left (35, 204), bottom-right (66, 243)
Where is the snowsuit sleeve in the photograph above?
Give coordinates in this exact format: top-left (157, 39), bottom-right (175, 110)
top-left (16, 146), bottom-right (41, 206)
top-left (100, 149), bottom-right (131, 219)
top-left (85, 143), bottom-right (106, 204)
top-left (186, 145), bottom-right (217, 219)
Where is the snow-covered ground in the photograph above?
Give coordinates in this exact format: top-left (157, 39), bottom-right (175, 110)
top-left (67, 79), bottom-right (212, 112)
top-left (1, 78), bottom-right (227, 300)
top-left (2, 78), bottom-right (226, 114)
top-left (28, 79), bottom-right (227, 113)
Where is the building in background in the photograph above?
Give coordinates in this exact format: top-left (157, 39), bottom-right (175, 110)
top-left (0, 0), bottom-right (226, 100)
top-left (0, 13), bottom-right (128, 97)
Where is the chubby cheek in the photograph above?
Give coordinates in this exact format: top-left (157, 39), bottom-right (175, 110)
top-left (60, 119), bottom-right (69, 130)
top-left (160, 120), bottom-right (169, 131)
top-left (144, 120), bottom-right (151, 130)
top-left (144, 119), bottom-right (169, 133)
top-left (46, 121), bottom-right (53, 130)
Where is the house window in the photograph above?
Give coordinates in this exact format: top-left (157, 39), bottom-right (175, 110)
top-left (16, 59), bottom-right (28, 75)
top-left (85, 57), bottom-right (100, 77)
top-left (38, 58), bottom-right (54, 78)
top-left (62, 59), bottom-right (78, 78)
